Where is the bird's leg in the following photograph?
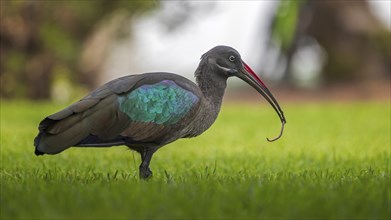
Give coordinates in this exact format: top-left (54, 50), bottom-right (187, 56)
top-left (139, 149), bottom-right (155, 179)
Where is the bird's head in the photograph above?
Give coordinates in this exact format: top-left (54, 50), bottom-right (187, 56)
top-left (200, 45), bottom-right (286, 142)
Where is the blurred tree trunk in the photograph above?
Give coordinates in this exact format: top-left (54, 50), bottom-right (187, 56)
top-left (1, 2), bottom-right (54, 99)
top-left (269, 0), bottom-right (390, 84)
top-left (0, 0), bottom-right (156, 100)
top-left (25, 53), bottom-right (54, 99)
top-left (305, 0), bottom-right (390, 81)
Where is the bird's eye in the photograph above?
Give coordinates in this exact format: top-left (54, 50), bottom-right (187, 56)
top-left (229, 55), bottom-right (236, 62)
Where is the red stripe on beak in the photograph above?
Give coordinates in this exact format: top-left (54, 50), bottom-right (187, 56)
top-left (243, 62), bottom-right (268, 88)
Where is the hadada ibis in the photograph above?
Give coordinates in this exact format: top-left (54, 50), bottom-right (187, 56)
top-left (34, 46), bottom-right (286, 179)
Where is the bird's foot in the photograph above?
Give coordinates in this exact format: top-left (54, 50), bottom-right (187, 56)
top-left (139, 166), bottom-right (153, 180)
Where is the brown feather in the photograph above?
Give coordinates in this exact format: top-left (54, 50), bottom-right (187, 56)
top-left (120, 122), bottom-right (166, 142)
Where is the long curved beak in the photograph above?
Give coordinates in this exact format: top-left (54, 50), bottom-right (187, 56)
top-left (237, 60), bottom-right (286, 142)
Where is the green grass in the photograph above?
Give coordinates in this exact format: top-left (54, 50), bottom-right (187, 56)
top-left (1, 100), bottom-right (390, 219)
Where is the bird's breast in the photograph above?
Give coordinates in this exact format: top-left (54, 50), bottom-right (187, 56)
top-left (183, 96), bottom-right (224, 138)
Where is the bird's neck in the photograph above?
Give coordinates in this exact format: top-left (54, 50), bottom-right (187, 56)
top-left (187, 63), bottom-right (227, 137)
top-left (195, 62), bottom-right (227, 102)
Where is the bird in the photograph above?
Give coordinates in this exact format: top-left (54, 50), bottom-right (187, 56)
top-left (34, 45), bottom-right (286, 179)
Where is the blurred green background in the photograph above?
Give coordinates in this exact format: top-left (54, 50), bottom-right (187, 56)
top-left (1, 0), bottom-right (389, 101)
top-left (1, 1), bottom-right (390, 219)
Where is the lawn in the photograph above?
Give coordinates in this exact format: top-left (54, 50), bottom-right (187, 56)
top-left (1, 100), bottom-right (390, 219)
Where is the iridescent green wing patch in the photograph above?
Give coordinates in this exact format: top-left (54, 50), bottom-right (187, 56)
top-left (118, 80), bottom-right (199, 125)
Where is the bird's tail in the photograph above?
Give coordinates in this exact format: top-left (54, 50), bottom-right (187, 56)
top-left (34, 131), bottom-right (45, 156)
top-left (33, 94), bottom-right (123, 155)
top-left (33, 116), bottom-right (90, 156)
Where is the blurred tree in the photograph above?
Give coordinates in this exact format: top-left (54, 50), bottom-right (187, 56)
top-left (266, 0), bottom-right (390, 85)
top-left (0, 0), bottom-right (156, 99)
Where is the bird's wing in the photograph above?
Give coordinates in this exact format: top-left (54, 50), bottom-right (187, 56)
top-left (116, 78), bottom-right (201, 143)
top-left (37, 74), bottom-right (142, 134)
top-left (35, 73), bottom-right (202, 151)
